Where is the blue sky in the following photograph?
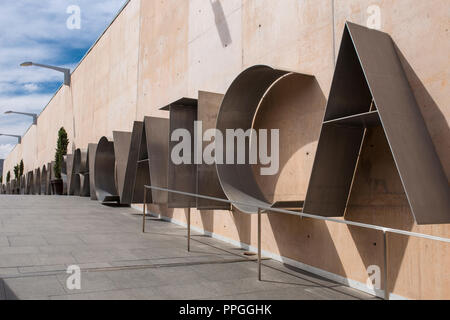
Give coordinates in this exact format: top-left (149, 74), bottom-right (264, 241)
top-left (0, 0), bottom-right (128, 158)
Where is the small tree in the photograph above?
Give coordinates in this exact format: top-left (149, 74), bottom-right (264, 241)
top-left (19, 160), bottom-right (24, 177)
top-left (13, 164), bottom-right (19, 180)
top-left (54, 127), bottom-right (69, 179)
top-left (6, 171), bottom-right (10, 183)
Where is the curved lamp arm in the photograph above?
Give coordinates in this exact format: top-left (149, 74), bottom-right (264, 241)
top-left (20, 62), bottom-right (71, 86)
top-left (4, 111), bottom-right (38, 125)
top-left (0, 133), bottom-right (22, 144)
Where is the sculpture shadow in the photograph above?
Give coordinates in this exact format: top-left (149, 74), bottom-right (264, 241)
top-left (252, 77), bottom-right (348, 285)
top-left (344, 42), bottom-right (450, 296)
top-left (210, 0), bottom-right (232, 48)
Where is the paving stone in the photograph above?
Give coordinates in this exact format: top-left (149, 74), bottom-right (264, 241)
top-left (0, 196), bottom-right (378, 300)
top-left (7, 235), bottom-right (47, 247)
top-left (3, 275), bottom-right (66, 299)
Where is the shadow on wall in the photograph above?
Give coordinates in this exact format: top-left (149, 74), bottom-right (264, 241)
top-left (345, 46), bottom-right (449, 296)
top-left (210, 0), bottom-right (232, 48)
top-left (394, 45), bottom-right (450, 182)
top-left (345, 126), bottom-right (413, 295)
top-left (247, 76), bottom-right (348, 281)
top-left (199, 209), bottom-right (215, 235)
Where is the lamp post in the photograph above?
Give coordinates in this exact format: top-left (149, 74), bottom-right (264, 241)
top-left (20, 62), bottom-right (71, 86)
top-left (0, 134), bottom-right (22, 144)
top-left (4, 111), bottom-right (38, 125)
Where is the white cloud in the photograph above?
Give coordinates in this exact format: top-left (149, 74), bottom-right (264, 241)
top-left (23, 83), bottom-right (40, 92)
top-left (0, 0), bottom-right (127, 158)
top-left (0, 93), bottom-right (53, 114)
top-left (0, 144), bottom-right (14, 159)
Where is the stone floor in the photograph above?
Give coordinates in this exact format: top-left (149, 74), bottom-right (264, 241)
top-left (0, 195), bottom-right (377, 300)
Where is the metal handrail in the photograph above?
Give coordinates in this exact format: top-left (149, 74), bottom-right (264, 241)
top-left (143, 185), bottom-right (450, 243)
top-left (142, 185), bottom-right (450, 300)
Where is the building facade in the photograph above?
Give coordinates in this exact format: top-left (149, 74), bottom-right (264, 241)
top-left (2, 0), bottom-right (449, 299)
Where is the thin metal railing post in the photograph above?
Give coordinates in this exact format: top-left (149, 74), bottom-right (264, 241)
top-left (383, 230), bottom-right (389, 300)
top-left (258, 207), bottom-right (262, 281)
top-left (142, 188), bottom-right (147, 233)
top-left (187, 207), bottom-right (191, 252)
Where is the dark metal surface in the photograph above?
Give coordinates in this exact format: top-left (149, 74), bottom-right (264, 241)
top-left (94, 137), bottom-right (119, 203)
top-left (304, 22), bottom-right (450, 224)
top-left (46, 162), bottom-right (53, 195)
top-left (145, 117), bottom-right (170, 205)
top-left (88, 143), bottom-right (98, 200)
top-left (72, 173), bottom-right (81, 196)
top-left (41, 165), bottom-right (47, 195)
top-left (20, 175), bottom-right (26, 194)
top-left (80, 173), bottom-right (90, 197)
top-left (323, 110), bottom-right (381, 128)
top-left (34, 168), bottom-right (41, 195)
top-left (64, 154), bottom-right (76, 196)
top-left (121, 121), bottom-right (147, 204)
top-left (26, 171), bottom-right (34, 195)
top-left (74, 149), bottom-right (88, 174)
top-left (113, 131), bottom-right (132, 204)
top-left (304, 125), bottom-right (365, 216)
top-left (161, 100), bottom-right (198, 208)
top-left (196, 91), bottom-right (230, 210)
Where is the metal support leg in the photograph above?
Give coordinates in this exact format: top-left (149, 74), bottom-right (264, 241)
top-left (187, 207), bottom-right (191, 252)
top-left (258, 208), bottom-right (262, 281)
top-left (142, 188), bottom-right (147, 233)
top-left (383, 231), bottom-right (389, 300)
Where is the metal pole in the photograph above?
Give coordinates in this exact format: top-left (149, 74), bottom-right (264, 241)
top-left (258, 207), bottom-right (262, 281)
top-left (383, 231), bottom-right (389, 300)
top-left (142, 188), bottom-right (147, 233)
top-left (187, 207), bottom-right (191, 252)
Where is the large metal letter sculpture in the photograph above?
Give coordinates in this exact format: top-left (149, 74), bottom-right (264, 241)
top-left (94, 137), bottom-right (120, 203)
top-left (74, 149), bottom-right (89, 197)
top-left (161, 98), bottom-right (198, 208)
top-left (216, 66), bottom-right (316, 214)
top-left (196, 91), bottom-right (230, 210)
top-left (112, 131), bottom-right (132, 204)
top-left (41, 165), bottom-right (47, 195)
top-left (303, 22), bottom-right (450, 224)
top-left (121, 121), bottom-right (147, 204)
top-left (34, 168), bottom-right (41, 195)
top-left (88, 143), bottom-right (98, 200)
top-left (145, 116), bottom-right (170, 205)
top-left (26, 171), bottom-right (34, 195)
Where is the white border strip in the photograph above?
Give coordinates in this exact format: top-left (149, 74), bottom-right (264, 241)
top-left (135, 206), bottom-right (408, 300)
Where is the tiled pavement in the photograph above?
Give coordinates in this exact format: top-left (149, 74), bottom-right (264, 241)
top-left (0, 195), bottom-right (378, 300)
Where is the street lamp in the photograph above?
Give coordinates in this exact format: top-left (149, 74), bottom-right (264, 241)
top-left (0, 134), bottom-right (22, 144)
top-left (4, 111), bottom-right (38, 125)
top-left (20, 62), bottom-right (71, 86)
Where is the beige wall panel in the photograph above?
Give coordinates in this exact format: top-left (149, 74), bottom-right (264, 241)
top-left (3, 144), bottom-right (22, 181)
top-left (242, 0), bottom-right (335, 95)
top-left (136, 0), bottom-right (189, 120)
top-left (35, 86), bottom-right (74, 169)
top-left (187, 0), bottom-right (243, 96)
top-left (71, 51), bottom-right (95, 149)
top-left (106, 0), bottom-right (140, 135)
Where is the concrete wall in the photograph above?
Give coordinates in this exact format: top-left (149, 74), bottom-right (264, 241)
top-left (3, 0), bottom-right (449, 299)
